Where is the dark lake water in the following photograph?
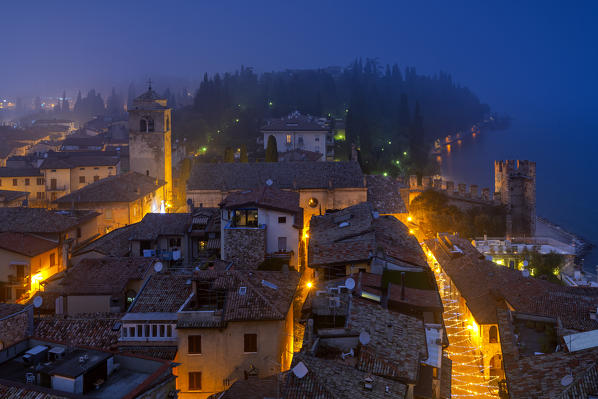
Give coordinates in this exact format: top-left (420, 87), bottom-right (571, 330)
top-left (437, 116), bottom-right (598, 276)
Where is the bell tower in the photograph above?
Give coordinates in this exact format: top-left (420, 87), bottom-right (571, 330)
top-left (128, 80), bottom-right (172, 201)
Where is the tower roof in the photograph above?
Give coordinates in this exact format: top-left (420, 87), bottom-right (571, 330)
top-left (130, 87), bottom-right (168, 111)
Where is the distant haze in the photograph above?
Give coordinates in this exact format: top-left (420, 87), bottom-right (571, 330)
top-left (1, 0), bottom-right (597, 121)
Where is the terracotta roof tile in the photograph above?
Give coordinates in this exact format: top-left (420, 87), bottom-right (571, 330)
top-left (56, 172), bottom-right (165, 204)
top-left (34, 313), bottom-right (122, 350)
top-left (58, 257), bottom-right (154, 296)
top-left (0, 232), bottom-right (58, 257)
top-left (221, 186), bottom-right (301, 216)
top-left (283, 353), bottom-right (407, 399)
top-left (129, 273), bottom-right (193, 313)
top-left (366, 175), bottom-right (407, 214)
top-left (188, 161), bottom-right (365, 191)
top-left (0, 208), bottom-right (98, 234)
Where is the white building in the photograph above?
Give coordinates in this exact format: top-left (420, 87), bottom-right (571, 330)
top-left (261, 111), bottom-right (333, 160)
top-left (220, 186), bottom-right (302, 269)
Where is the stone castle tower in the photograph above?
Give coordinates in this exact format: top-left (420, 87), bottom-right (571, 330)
top-left (128, 84), bottom-right (172, 201)
top-left (494, 160), bottom-right (536, 237)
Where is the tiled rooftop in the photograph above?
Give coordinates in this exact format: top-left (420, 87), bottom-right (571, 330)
top-left (72, 224), bottom-right (137, 257)
top-left (178, 270), bottom-right (300, 326)
top-left (365, 175), bottom-right (407, 214)
top-left (426, 235), bottom-right (598, 329)
top-left (0, 167), bottom-right (43, 177)
top-left (221, 186), bottom-right (302, 216)
top-left (187, 161), bottom-right (365, 191)
top-left (0, 304), bottom-right (27, 319)
top-left (208, 375), bottom-right (279, 399)
top-left (0, 232), bottom-right (58, 257)
top-left (283, 353), bottom-right (407, 399)
top-left (0, 208), bottom-right (98, 234)
top-left (308, 202), bottom-right (426, 268)
top-left (40, 152), bottom-right (119, 169)
top-left (34, 314), bottom-right (123, 350)
top-left (57, 257), bottom-right (154, 296)
top-left (56, 172), bottom-right (165, 204)
top-left (497, 307), bottom-right (598, 399)
top-left (348, 297), bottom-right (428, 383)
top-left (129, 273), bottom-right (193, 314)
top-left (261, 113), bottom-right (329, 132)
top-left (0, 190), bottom-right (28, 204)
top-left (129, 213), bottom-right (191, 241)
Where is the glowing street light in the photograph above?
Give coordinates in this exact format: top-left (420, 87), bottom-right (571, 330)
top-left (407, 216), bottom-right (413, 222)
top-left (306, 281), bottom-right (313, 289)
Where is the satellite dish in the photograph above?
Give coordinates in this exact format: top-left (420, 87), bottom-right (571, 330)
top-left (265, 179), bottom-right (273, 186)
top-left (345, 277), bottom-right (356, 290)
top-left (561, 375), bottom-right (573, 386)
top-left (359, 331), bottom-right (371, 345)
top-left (521, 269), bottom-right (530, 278)
top-left (154, 262), bottom-right (163, 273)
top-left (523, 260), bottom-right (529, 267)
top-left (292, 361), bottom-right (308, 379)
top-left (33, 296), bottom-right (43, 308)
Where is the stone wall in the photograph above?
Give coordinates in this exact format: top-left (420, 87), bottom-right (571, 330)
top-left (0, 307), bottom-right (32, 349)
top-left (222, 227), bottom-right (266, 268)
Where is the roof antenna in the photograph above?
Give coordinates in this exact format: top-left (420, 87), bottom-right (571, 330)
top-left (147, 78), bottom-right (152, 91)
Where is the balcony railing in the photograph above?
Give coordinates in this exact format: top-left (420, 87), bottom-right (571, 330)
top-left (46, 185), bottom-right (68, 192)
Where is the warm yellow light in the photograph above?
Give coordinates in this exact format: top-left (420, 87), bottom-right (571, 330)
top-left (306, 282), bottom-right (313, 289)
top-left (553, 268), bottom-right (560, 276)
top-left (409, 229), bottom-right (415, 235)
top-left (495, 259), bottom-right (504, 266)
top-left (467, 324), bottom-right (474, 330)
top-left (407, 216), bottom-right (413, 222)
top-left (303, 232), bottom-right (309, 240)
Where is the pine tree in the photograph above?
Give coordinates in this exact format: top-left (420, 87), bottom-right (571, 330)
top-left (240, 144), bottom-right (248, 162)
top-left (410, 101), bottom-right (427, 174)
top-left (265, 135), bottom-right (278, 162)
top-left (224, 147), bottom-right (234, 162)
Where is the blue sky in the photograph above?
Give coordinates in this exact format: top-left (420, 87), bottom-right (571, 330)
top-left (2, 0), bottom-right (597, 120)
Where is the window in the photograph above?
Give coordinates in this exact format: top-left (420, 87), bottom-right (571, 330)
top-left (51, 169), bottom-right (56, 172)
top-left (94, 175), bottom-right (99, 182)
top-left (167, 325), bottom-right (172, 337)
top-left (140, 119), bottom-right (147, 132)
top-left (148, 118), bottom-right (155, 132)
top-left (159, 325), bottom-right (165, 337)
top-left (144, 325), bottom-right (150, 337)
top-left (104, 208), bottom-right (113, 220)
top-left (94, 167), bottom-right (99, 170)
top-left (188, 372), bottom-right (201, 391)
top-left (297, 136), bottom-right (304, 147)
top-left (79, 176), bottom-right (85, 184)
top-left (489, 326), bottom-right (498, 343)
top-left (315, 137), bottom-right (320, 142)
top-left (278, 237), bottom-right (287, 252)
top-left (37, 178), bottom-right (44, 185)
top-left (169, 238), bottom-right (181, 248)
top-left (108, 166), bottom-right (113, 170)
top-left (278, 216), bottom-right (286, 224)
top-left (24, 178), bottom-right (30, 186)
top-left (152, 325), bottom-right (157, 337)
top-left (286, 134), bottom-right (292, 144)
top-left (129, 326), bottom-right (135, 337)
top-left (50, 253), bottom-right (56, 266)
top-left (244, 333), bottom-right (257, 353)
top-left (146, 170), bottom-right (150, 176)
top-left (188, 335), bottom-right (202, 354)
top-left (12, 179), bottom-right (17, 186)
top-left (231, 209), bottom-right (258, 227)
top-left (79, 167), bottom-right (85, 171)
top-left (36, 192), bottom-right (44, 200)
top-left (137, 325), bottom-right (143, 337)
top-left (50, 179), bottom-right (57, 190)
top-left (122, 327), bottom-right (128, 338)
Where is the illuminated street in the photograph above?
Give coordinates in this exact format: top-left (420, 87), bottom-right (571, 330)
top-left (432, 260), bottom-right (499, 398)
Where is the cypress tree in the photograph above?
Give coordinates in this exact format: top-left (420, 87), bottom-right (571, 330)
top-left (240, 144), bottom-right (248, 162)
top-left (265, 135), bottom-right (278, 162)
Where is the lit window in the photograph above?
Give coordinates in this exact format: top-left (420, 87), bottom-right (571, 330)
top-left (286, 134), bottom-right (292, 144)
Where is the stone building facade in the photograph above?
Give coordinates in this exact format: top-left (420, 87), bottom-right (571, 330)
top-left (222, 227), bottom-right (266, 268)
top-left (494, 160), bottom-right (536, 237)
top-left (128, 85), bottom-right (173, 202)
top-left (0, 304), bottom-right (33, 349)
